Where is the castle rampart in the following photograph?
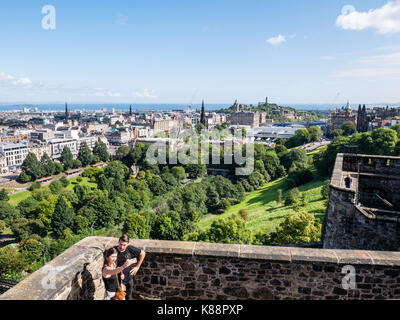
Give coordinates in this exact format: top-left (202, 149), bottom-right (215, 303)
top-left (1, 237), bottom-right (400, 300)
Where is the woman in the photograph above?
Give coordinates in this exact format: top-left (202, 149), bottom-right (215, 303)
top-left (102, 247), bottom-right (133, 300)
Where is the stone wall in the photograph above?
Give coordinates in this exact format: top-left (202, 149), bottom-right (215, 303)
top-left (322, 153), bottom-right (400, 251)
top-left (1, 237), bottom-right (400, 300)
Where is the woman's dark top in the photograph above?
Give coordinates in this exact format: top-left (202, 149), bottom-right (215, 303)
top-left (102, 269), bottom-right (119, 293)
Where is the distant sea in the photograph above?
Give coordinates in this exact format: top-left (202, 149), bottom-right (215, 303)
top-left (0, 103), bottom-right (399, 112)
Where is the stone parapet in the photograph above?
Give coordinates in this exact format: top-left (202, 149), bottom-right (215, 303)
top-left (1, 237), bottom-right (400, 300)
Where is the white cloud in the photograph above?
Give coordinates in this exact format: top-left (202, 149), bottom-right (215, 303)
top-left (334, 50), bottom-right (400, 79)
top-left (132, 89), bottom-right (159, 99)
top-left (336, 1), bottom-right (400, 34)
top-left (0, 72), bottom-right (32, 88)
top-left (266, 34), bottom-right (286, 46)
top-left (81, 88), bottom-right (121, 98)
top-left (115, 14), bottom-right (128, 26)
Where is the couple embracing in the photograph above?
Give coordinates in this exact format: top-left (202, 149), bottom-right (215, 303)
top-left (102, 234), bottom-right (146, 300)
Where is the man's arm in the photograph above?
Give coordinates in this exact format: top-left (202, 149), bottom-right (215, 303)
top-left (130, 249), bottom-right (146, 276)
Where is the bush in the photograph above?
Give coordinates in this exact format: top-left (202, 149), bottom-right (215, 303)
top-left (76, 177), bottom-right (83, 183)
top-left (29, 181), bottom-right (41, 191)
top-left (238, 209), bottom-right (249, 221)
top-left (19, 238), bottom-right (45, 265)
top-left (321, 179), bottom-right (330, 199)
top-left (49, 180), bottom-right (63, 194)
top-left (269, 211), bottom-right (322, 245)
top-left (60, 176), bottom-right (70, 188)
top-left (287, 169), bottom-right (314, 188)
top-left (18, 171), bottom-right (31, 183)
top-left (285, 188), bottom-right (300, 206)
top-left (0, 189), bottom-right (9, 201)
top-left (0, 245), bottom-right (28, 278)
top-left (0, 220), bottom-right (6, 234)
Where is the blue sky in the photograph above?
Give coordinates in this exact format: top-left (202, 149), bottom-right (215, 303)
top-left (0, 0), bottom-right (399, 105)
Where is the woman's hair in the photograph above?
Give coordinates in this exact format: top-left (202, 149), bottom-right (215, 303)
top-left (103, 247), bottom-right (118, 268)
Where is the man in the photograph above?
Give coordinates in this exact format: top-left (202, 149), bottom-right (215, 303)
top-left (344, 174), bottom-right (352, 189)
top-left (114, 234), bottom-right (146, 300)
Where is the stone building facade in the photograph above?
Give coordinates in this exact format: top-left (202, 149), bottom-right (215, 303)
top-left (323, 153), bottom-right (400, 251)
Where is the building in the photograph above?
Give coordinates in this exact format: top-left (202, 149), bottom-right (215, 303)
top-left (0, 143), bottom-right (29, 172)
top-left (328, 102), bottom-right (357, 133)
top-left (230, 112), bottom-right (260, 128)
top-left (28, 142), bottom-right (51, 160)
top-left (0, 133), bottom-right (30, 143)
top-left (48, 138), bottom-right (78, 160)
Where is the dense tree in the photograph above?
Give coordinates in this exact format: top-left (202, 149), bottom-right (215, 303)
top-left (93, 138), bottom-right (109, 162)
top-left (0, 201), bottom-right (20, 225)
top-left (197, 214), bottom-right (253, 244)
top-left (0, 189), bottom-right (9, 201)
top-left (0, 245), bottom-right (27, 279)
top-left (19, 238), bottom-right (45, 265)
top-left (21, 153), bottom-right (45, 181)
top-left (285, 129), bottom-right (311, 148)
top-left (40, 153), bottom-right (55, 176)
top-left (280, 149), bottom-right (307, 171)
top-left (116, 145), bottom-right (130, 160)
top-left (0, 220), bottom-right (6, 234)
top-left (151, 211), bottom-right (181, 241)
top-left (269, 211), bottom-right (321, 245)
top-left (60, 176), bottom-right (70, 188)
top-left (104, 161), bottom-right (129, 181)
top-left (60, 146), bottom-right (74, 171)
top-left (314, 136), bottom-right (349, 176)
top-left (287, 169), bottom-right (314, 188)
top-left (18, 171), bottom-right (31, 183)
top-left (391, 124), bottom-right (400, 137)
top-left (123, 213), bottom-right (150, 239)
top-left (308, 126), bottom-right (323, 142)
top-left (73, 215), bottom-right (90, 234)
top-left (51, 196), bottom-right (75, 237)
top-left (371, 128), bottom-right (398, 156)
top-left (16, 197), bottom-right (39, 218)
top-left (342, 121), bottom-right (356, 136)
top-left (185, 163), bottom-right (207, 179)
top-left (77, 142), bottom-right (93, 167)
top-left (147, 175), bottom-right (167, 196)
top-left (49, 180), bottom-right (63, 194)
top-left (171, 166), bottom-right (186, 181)
top-left (10, 218), bottom-right (47, 242)
top-left (34, 195), bottom-right (58, 229)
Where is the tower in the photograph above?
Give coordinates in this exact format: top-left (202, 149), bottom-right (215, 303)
top-left (65, 102), bottom-right (69, 120)
top-left (129, 105), bottom-right (132, 116)
top-left (266, 97), bottom-right (268, 106)
top-left (200, 100), bottom-right (206, 126)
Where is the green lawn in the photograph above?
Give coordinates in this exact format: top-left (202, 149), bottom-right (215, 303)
top-left (8, 177), bottom-right (97, 206)
top-left (197, 176), bottom-right (327, 235)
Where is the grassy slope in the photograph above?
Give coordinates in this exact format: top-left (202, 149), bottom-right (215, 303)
top-left (8, 177), bottom-right (97, 206)
top-left (197, 147), bottom-right (328, 235)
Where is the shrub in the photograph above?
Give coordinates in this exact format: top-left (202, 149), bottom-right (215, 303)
top-left (60, 176), bottom-right (70, 188)
top-left (287, 169), bottom-right (314, 188)
top-left (49, 180), bottom-right (63, 194)
top-left (238, 209), bottom-right (249, 221)
top-left (284, 188), bottom-right (300, 206)
top-left (321, 179), bottom-right (330, 199)
top-left (29, 181), bottom-right (41, 191)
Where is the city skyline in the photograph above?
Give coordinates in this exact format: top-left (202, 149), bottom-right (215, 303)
top-left (1, 0), bottom-right (400, 104)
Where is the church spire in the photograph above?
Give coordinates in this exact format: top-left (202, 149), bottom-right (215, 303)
top-left (200, 100), bottom-right (206, 126)
top-left (65, 102), bottom-right (69, 120)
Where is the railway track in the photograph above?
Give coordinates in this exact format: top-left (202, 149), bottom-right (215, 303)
top-left (0, 279), bottom-right (18, 294)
